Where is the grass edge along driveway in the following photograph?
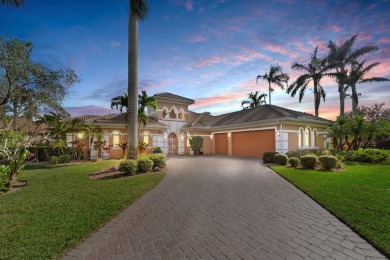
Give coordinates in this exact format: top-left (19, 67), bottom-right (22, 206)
top-left (0, 160), bottom-right (165, 259)
top-left (271, 160), bottom-right (390, 258)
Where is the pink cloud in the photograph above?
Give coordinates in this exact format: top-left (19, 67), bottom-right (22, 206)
top-left (192, 92), bottom-right (246, 109)
top-left (379, 37), bottom-right (390, 43)
top-left (185, 0), bottom-right (193, 11)
top-left (189, 35), bottom-right (207, 43)
top-left (263, 44), bottom-right (288, 55)
top-left (325, 25), bottom-right (341, 32)
top-left (195, 55), bottom-right (227, 68)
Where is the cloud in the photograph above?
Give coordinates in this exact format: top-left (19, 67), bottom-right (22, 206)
top-left (110, 40), bottom-right (121, 48)
top-left (185, 0), bottom-right (193, 11)
top-left (189, 35), bottom-right (207, 43)
top-left (65, 106), bottom-right (118, 116)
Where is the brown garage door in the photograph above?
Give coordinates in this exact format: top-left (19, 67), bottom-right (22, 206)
top-left (215, 133), bottom-right (228, 155)
top-left (232, 130), bottom-right (275, 158)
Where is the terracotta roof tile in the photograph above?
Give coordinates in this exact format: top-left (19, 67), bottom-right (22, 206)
top-left (154, 92), bottom-right (194, 104)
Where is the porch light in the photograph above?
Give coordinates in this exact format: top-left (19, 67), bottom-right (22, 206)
top-left (210, 134), bottom-right (213, 139)
top-left (228, 132), bottom-right (231, 138)
top-left (276, 131), bottom-right (280, 136)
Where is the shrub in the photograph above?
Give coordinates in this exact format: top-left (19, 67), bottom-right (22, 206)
top-left (286, 150), bottom-right (323, 159)
top-left (343, 149), bottom-right (387, 163)
top-left (300, 154), bottom-right (318, 169)
top-left (49, 156), bottom-right (60, 165)
top-left (149, 153), bottom-right (166, 168)
top-left (153, 146), bottom-right (163, 154)
top-left (0, 165), bottom-right (10, 192)
top-left (119, 160), bottom-right (138, 175)
top-left (273, 154), bottom-right (288, 165)
top-left (319, 155), bottom-right (338, 170)
top-left (263, 152), bottom-right (279, 163)
top-left (288, 157), bottom-right (300, 167)
top-left (376, 138), bottom-right (390, 149)
top-left (137, 158), bottom-right (153, 173)
top-left (59, 154), bottom-right (71, 163)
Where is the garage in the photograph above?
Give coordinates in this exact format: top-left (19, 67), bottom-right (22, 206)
top-left (232, 130), bottom-right (275, 158)
top-left (214, 133), bottom-right (228, 155)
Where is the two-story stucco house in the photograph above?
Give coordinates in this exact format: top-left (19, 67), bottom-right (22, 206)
top-left (66, 92), bottom-right (333, 159)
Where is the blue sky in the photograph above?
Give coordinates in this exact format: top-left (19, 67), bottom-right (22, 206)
top-left (1, 0), bottom-right (390, 119)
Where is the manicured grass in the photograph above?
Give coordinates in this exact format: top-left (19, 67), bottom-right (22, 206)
top-left (0, 161), bottom-right (165, 259)
top-left (271, 153), bottom-right (390, 257)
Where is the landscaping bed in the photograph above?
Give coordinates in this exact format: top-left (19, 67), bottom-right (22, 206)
top-left (271, 151), bottom-right (390, 257)
top-left (0, 160), bottom-right (165, 259)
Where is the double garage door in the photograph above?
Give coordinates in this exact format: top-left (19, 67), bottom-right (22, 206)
top-left (214, 130), bottom-right (275, 158)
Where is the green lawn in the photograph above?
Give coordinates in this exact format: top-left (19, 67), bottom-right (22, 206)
top-left (0, 161), bottom-right (165, 259)
top-left (271, 152), bottom-right (390, 257)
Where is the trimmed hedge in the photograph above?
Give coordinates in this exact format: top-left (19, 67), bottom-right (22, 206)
top-left (319, 155), bottom-right (338, 170)
top-left (263, 152), bottom-right (279, 163)
top-left (300, 154), bottom-right (318, 169)
top-left (273, 154), bottom-right (288, 165)
top-left (343, 149), bottom-right (388, 163)
top-left (119, 160), bottom-right (138, 175)
top-left (288, 157), bottom-right (300, 167)
top-left (286, 149), bottom-right (324, 159)
top-left (137, 158), bottom-right (153, 173)
top-left (149, 153), bottom-right (166, 168)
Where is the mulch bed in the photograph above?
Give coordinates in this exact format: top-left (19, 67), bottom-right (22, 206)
top-left (89, 167), bottom-right (166, 180)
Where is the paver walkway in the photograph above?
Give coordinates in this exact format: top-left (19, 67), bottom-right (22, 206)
top-left (63, 156), bottom-right (386, 260)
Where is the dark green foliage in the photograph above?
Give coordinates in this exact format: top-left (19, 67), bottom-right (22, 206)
top-left (0, 165), bottom-right (10, 191)
top-left (262, 152), bottom-right (279, 163)
top-left (288, 157), bottom-right (300, 167)
top-left (27, 147), bottom-right (60, 161)
top-left (189, 136), bottom-right (204, 154)
top-left (300, 154), bottom-right (318, 169)
top-left (318, 155), bottom-right (338, 170)
top-left (376, 138), bottom-right (390, 149)
top-left (273, 154), bottom-right (288, 165)
top-left (153, 146), bottom-right (163, 153)
top-left (49, 156), bottom-right (60, 165)
top-left (119, 160), bottom-right (138, 175)
top-left (137, 158), bottom-right (153, 173)
top-left (59, 154), bottom-right (71, 163)
top-left (343, 149), bottom-right (387, 163)
top-left (149, 153), bottom-right (166, 168)
top-left (286, 149), bottom-right (323, 159)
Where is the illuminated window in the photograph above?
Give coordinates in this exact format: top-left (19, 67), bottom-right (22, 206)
top-left (312, 129), bottom-right (317, 147)
top-left (142, 131), bottom-right (150, 145)
top-left (304, 127), bottom-right (310, 147)
top-left (112, 130), bottom-right (120, 147)
top-left (298, 129), bottom-right (303, 147)
top-left (77, 131), bottom-right (86, 139)
top-left (186, 132), bottom-right (191, 147)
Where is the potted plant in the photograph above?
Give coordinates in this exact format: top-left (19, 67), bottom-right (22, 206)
top-left (189, 136), bottom-right (203, 155)
top-left (153, 146), bottom-right (163, 154)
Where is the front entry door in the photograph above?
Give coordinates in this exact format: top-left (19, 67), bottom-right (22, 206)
top-left (168, 133), bottom-right (178, 154)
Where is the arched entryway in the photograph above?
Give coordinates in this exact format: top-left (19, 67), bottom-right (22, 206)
top-left (168, 133), bottom-right (178, 154)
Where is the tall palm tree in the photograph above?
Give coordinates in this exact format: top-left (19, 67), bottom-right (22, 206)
top-left (256, 64), bottom-right (289, 105)
top-left (327, 34), bottom-right (378, 116)
top-left (287, 47), bottom-right (332, 117)
top-left (1, 0), bottom-right (24, 7)
top-left (241, 91), bottom-right (267, 109)
top-left (345, 60), bottom-right (389, 115)
top-left (128, 0), bottom-right (149, 159)
top-left (111, 93), bottom-right (128, 113)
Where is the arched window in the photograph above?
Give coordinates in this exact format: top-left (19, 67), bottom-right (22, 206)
top-left (178, 109), bottom-right (185, 120)
top-left (304, 127), bottom-right (311, 147)
top-left (162, 107), bottom-right (169, 119)
top-left (112, 130), bottom-right (120, 147)
top-left (312, 129), bottom-right (317, 147)
top-left (142, 131), bottom-right (150, 145)
top-left (298, 128), bottom-right (303, 147)
top-left (186, 132), bottom-right (191, 147)
top-left (169, 107), bottom-right (178, 119)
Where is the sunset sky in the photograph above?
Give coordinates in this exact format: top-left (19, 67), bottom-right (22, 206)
top-left (1, 0), bottom-right (389, 120)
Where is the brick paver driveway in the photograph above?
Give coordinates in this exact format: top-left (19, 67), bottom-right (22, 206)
top-left (63, 156), bottom-right (386, 260)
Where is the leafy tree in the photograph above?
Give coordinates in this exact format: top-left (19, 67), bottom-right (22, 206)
top-left (0, 36), bottom-right (79, 126)
top-left (327, 34), bottom-right (378, 116)
top-left (241, 91), bottom-right (267, 109)
top-left (128, 0), bottom-right (149, 159)
top-left (0, 0), bottom-right (24, 7)
top-left (110, 92), bottom-right (128, 113)
top-left (345, 60), bottom-right (389, 115)
top-left (256, 64), bottom-right (289, 105)
top-left (287, 47), bottom-right (331, 117)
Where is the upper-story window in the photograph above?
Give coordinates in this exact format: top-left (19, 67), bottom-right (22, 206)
top-left (178, 109), bottom-right (185, 120)
top-left (169, 107), bottom-right (177, 119)
top-left (162, 107), bottom-right (169, 118)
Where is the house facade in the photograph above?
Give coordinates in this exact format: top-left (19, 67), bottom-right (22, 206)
top-left (66, 92), bottom-right (333, 159)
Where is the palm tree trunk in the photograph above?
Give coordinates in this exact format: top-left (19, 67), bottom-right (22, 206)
top-left (313, 83), bottom-right (319, 117)
top-left (268, 81), bottom-right (271, 105)
top-left (339, 83), bottom-right (345, 116)
top-left (127, 6), bottom-right (138, 159)
top-left (351, 86), bottom-right (358, 115)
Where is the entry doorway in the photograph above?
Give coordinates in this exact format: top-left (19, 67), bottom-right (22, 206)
top-left (168, 133), bottom-right (178, 154)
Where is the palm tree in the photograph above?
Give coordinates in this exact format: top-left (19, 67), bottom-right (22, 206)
top-left (137, 90), bottom-right (157, 137)
top-left (111, 93), bottom-right (128, 113)
top-left (128, 0), bottom-right (149, 159)
top-left (345, 60), bottom-right (389, 115)
top-left (327, 34), bottom-right (378, 116)
top-left (256, 64), bottom-right (289, 105)
top-left (241, 91), bottom-right (267, 109)
top-left (1, 0), bottom-right (24, 7)
top-left (287, 47), bottom-right (332, 117)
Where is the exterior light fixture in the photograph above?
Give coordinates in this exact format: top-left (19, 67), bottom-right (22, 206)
top-left (276, 131), bottom-right (280, 136)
